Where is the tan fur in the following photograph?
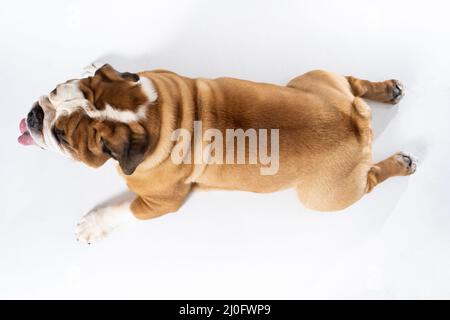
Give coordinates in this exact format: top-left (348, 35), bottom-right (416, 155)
top-left (47, 66), bottom-right (414, 219)
top-left (122, 70), bottom-right (409, 217)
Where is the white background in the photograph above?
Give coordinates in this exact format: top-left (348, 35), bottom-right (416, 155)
top-left (1, 0), bottom-right (450, 299)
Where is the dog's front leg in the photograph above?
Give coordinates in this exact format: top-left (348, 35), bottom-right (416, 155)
top-left (76, 200), bottom-right (137, 244)
top-left (76, 181), bottom-right (192, 244)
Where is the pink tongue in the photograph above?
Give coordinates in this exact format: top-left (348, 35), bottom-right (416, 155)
top-left (20, 118), bottom-right (27, 134)
top-left (18, 118), bottom-right (36, 146)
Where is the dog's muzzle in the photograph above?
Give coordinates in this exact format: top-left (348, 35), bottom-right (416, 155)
top-left (18, 103), bottom-right (44, 146)
top-left (27, 104), bottom-right (44, 133)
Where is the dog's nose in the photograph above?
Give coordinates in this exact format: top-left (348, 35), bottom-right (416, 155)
top-left (27, 104), bottom-right (44, 133)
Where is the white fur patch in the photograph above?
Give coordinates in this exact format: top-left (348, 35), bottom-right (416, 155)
top-left (138, 76), bottom-right (158, 102)
top-left (84, 76), bottom-right (157, 123)
top-left (49, 81), bottom-right (89, 120)
top-left (76, 201), bottom-right (136, 244)
top-left (86, 104), bottom-right (147, 123)
top-left (82, 76), bottom-right (156, 123)
top-left (49, 77), bottom-right (156, 124)
top-left (82, 62), bottom-right (103, 77)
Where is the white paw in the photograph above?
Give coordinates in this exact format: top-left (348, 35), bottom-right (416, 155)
top-left (81, 62), bottom-right (104, 78)
top-left (75, 202), bottom-right (135, 244)
top-left (395, 151), bottom-right (418, 175)
top-left (76, 209), bottom-right (111, 244)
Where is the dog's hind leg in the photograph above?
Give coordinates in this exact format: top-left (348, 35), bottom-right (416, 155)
top-left (346, 76), bottom-right (404, 104)
top-left (294, 152), bottom-right (418, 212)
top-left (366, 152), bottom-right (418, 192)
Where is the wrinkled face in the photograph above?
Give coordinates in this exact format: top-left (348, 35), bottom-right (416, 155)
top-left (18, 64), bottom-right (158, 175)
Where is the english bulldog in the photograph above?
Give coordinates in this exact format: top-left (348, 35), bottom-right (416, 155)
top-left (18, 64), bottom-right (417, 244)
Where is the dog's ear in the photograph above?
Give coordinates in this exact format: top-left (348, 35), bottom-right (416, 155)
top-left (94, 64), bottom-right (139, 82)
top-left (99, 121), bottom-right (149, 175)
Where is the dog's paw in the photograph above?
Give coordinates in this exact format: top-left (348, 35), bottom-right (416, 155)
top-left (76, 209), bottom-right (112, 245)
top-left (388, 80), bottom-right (405, 104)
top-left (75, 202), bottom-right (135, 244)
top-left (395, 151), bottom-right (418, 175)
top-left (81, 62), bottom-right (104, 78)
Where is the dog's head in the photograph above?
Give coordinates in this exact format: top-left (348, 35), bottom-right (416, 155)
top-left (18, 64), bottom-right (158, 175)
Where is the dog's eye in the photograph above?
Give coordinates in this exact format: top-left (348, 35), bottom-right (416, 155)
top-left (52, 126), bottom-right (69, 144)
